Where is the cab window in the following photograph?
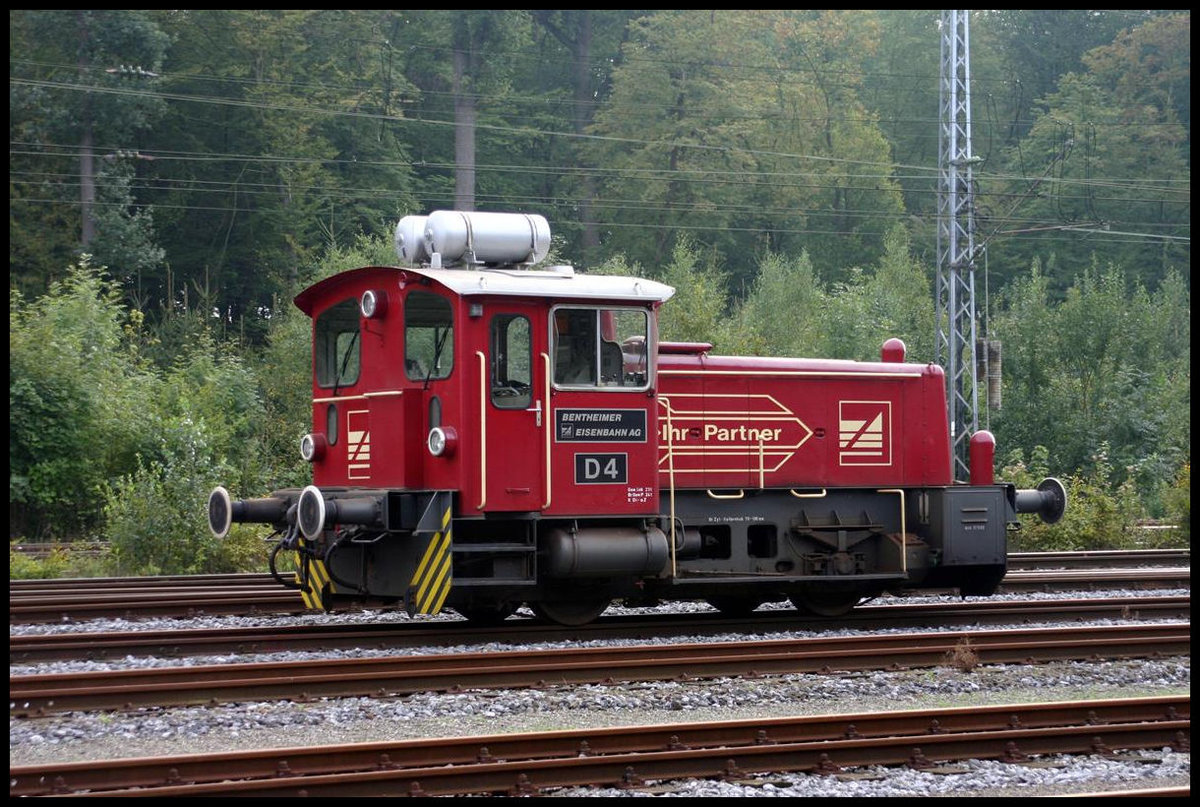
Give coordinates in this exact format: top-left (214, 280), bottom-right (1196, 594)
top-left (552, 306), bottom-right (649, 389)
top-left (491, 314), bottom-right (532, 408)
top-left (405, 291), bottom-right (454, 381)
top-left (315, 298), bottom-right (361, 388)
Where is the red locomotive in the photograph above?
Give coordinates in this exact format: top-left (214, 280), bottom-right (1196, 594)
top-left (208, 210), bottom-right (1066, 625)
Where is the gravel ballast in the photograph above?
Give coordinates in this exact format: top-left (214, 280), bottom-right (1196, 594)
top-left (10, 588), bottom-right (1190, 796)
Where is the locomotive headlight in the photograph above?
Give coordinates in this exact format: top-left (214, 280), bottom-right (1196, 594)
top-left (360, 289), bottom-right (388, 319)
top-left (427, 426), bottom-right (457, 457)
top-left (299, 433), bottom-right (327, 462)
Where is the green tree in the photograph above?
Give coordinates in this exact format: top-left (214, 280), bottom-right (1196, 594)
top-left (858, 225), bottom-right (936, 363)
top-left (398, 11), bottom-right (544, 214)
top-left (587, 10), bottom-right (904, 294)
top-left (528, 11), bottom-right (644, 263)
top-left (91, 159), bottom-right (167, 305)
top-left (1085, 12), bottom-right (1190, 138)
top-left (975, 10), bottom-right (1154, 144)
top-left (730, 247), bottom-right (827, 358)
top-left (654, 235), bottom-right (732, 347)
top-left (10, 10), bottom-right (169, 299)
top-left (983, 12), bottom-right (1190, 295)
top-left (858, 11), bottom-right (942, 219)
top-left (732, 224), bottom-right (932, 362)
top-left (141, 10), bottom-right (420, 342)
top-left (981, 11), bottom-right (1167, 140)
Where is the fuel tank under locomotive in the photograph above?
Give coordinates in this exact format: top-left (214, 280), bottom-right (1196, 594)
top-left (541, 525), bottom-right (669, 577)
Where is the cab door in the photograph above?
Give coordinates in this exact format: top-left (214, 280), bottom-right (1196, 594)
top-left (546, 304), bottom-right (659, 517)
top-left (481, 305), bottom-right (546, 512)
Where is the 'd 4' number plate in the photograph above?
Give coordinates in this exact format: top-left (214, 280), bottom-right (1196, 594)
top-left (574, 452), bottom-right (628, 484)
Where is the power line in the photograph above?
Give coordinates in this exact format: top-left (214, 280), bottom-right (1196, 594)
top-left (10, 61), bottom-right (1187, 135)
top-left (11, 166), bottom-right (1189, 233)
top-left (10, 140), bottom-right (1191, 200)
top-left (13, 196), bottom-right (1184, 252)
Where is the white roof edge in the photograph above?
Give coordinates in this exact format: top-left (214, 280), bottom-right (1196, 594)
top-left (406, 265), bottom-right (675, 303)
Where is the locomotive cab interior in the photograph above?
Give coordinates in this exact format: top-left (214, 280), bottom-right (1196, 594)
top-left (552, 306), bottom-right (650, 389)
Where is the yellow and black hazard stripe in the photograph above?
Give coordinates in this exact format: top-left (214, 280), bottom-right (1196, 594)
top-left (409, 504), bottom-right (453, 615)
top-left (293, 546), bottom-right (334, 612)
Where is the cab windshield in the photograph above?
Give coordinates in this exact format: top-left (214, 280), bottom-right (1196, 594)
top-left (405, 291), bottom-right (454, 382)
top-left (552, 306), bottom-right (649, 389)
top-left (314, 298), bottom-right (361, 389)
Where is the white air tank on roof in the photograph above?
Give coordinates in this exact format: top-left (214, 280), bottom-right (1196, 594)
top-left (423, 210), bottom-right (550, 267)
top-left (394, 215), bottom-right (429, 265)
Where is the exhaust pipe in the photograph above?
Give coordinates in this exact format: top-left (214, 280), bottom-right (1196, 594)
top-left (1014, 477), bottom-right (1068, 525)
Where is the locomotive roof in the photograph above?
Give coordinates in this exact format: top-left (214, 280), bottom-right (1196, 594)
top-left (294, 264), bottom-right (675, 314)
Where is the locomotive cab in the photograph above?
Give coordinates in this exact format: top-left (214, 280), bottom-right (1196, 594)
top-left (209, 211), bottom-right (675, 622)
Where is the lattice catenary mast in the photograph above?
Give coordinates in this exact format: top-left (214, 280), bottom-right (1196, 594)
top-left (936, 9), bottom-right (981, 482)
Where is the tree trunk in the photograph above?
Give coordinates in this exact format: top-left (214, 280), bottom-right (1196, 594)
top-left (78, 12), bottom-right (96, 247)
top-left (452, 44), bottom-right (476, 211)
top-left (573, 12), bottom-right (599, 256)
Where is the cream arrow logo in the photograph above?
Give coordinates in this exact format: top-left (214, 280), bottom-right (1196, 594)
top-left (838, 400), bottom-right (892, 466)
top-left (657, 394), bottom-right (813, 475)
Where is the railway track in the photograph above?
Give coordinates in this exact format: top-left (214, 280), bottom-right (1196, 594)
top-left (10, 695), bottom-right (1188, 796)
top-left (8, 563), bottom-right (1191, 623)
top-left (9, 595), bottom-right (1191, 663)
top-left (11, 550), bottom-right (1188, 799)
top-left (9, 541), bottom-right (109, 559)
top-left (10, 622), bottom-right (1189, 717)
top-left (1073, 786), bottom-right (1191, 797)
top-left (1005, 549), bottom-right (1189, 570)
top-left (11, 546), bottom-right (1188, 567)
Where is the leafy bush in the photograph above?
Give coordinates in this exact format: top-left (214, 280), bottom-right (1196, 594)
top-left (251, 303), bottom-right (314, 491)
top-left (1159, 462), bottom-right (1190, 544)
top-left (103, 416), bottom-right (267, 576)
top-left (9, 542), bottom-right (115, 580)
top-left (221, 524), bottom-right (275, 573)
top-left (1000, 444), bottom-right (1149, 551)
top-left (162, 332), bottom-right (268, 493)
top-left (10, 258), bottom-right (158, 538)
top-left (9, 544), bottom-right (71, 580)
top-left (992, 263), bottom-right (1190, 496)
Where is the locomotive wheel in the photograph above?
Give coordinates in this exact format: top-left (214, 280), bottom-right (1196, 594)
top-left (452, 601), bottom-right (519, 626)
top-left (530, 597), bottom-right (610, 627)
top-left (705, 597), bottom-right (764, 617)
top-left (789, 588), bottom-right (862, 618)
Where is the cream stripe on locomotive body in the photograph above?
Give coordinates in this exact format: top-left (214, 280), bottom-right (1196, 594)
top-left (206, 210), bottom-right (1067, 626)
